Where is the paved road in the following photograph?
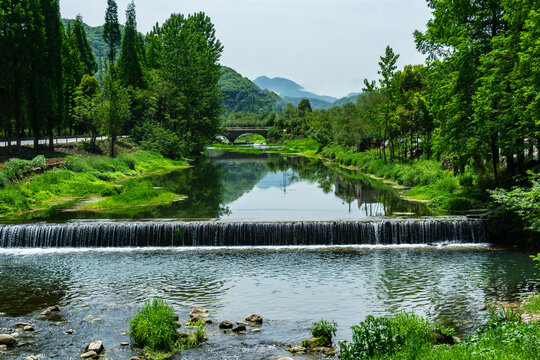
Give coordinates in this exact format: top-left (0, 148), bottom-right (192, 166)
top-left (0, 136), bottom-right (113, 147)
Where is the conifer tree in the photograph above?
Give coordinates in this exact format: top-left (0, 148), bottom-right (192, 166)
top-left (117, 1), bottom-right (144, 88)
top-left (103, 0), bottom-right (121, 67)
top-left (73, 15), bottom-right (98, 75)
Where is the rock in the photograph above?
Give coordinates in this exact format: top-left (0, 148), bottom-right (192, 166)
top-left (66, 329), bottom-right (75, 334)
top-left (176, 321), bottom-right (182, 328)
top-left (120, 342), bottom-right (129, 346)
top-left (287, 345), bottom-right (307, 354)
top-left (91, 318), bottom-right (102, 322)
top-left (121, 332), bottom-right (128, 336)
top-left (14, 322), bottom-right (30, 327)
top-left (303, 337), bottom-right (318, 347)
top-left (80, 351), bottom-right (98, 359)
top-left (0, 345), bottom-right (7, 350)
top-left (219, 321), bottom-right (233, 330)
top-left (23, 325), bottom-right (34, 332)
top-left (338, 339), bottom-right (347, 344)
top-left (245, 314), bottom-right (263, 325)
top-left (278, 358), bottom-right (294, 360)
top-left (47, 305), bottom-right (62, 312)
top-left (0, 334), bottom-right (17, 347)
top-left (250, 328), bottom-right (263, 332)
top-left (205, 319), bottom-right (213, 324)
top-left (25, 356), bottom-right (39, 360)
top-left (434, 330), bottom-right (455, 345)
top-left (179, 332), bottom-right (191, 339)
top-left (129, 357), bottom-right (141, 360)
top-left (232, 325), bottom-right (246, 333)
top-left (85, 340), bottom-right (104, 354)
top-left (189, 307), bottom-right (209, 321)
top-left (325, 348), bottom-right (337, 356)
top-left (80, 303), bottom-right (89, 308)
top-left (235, 321), bottom-right (248, 326)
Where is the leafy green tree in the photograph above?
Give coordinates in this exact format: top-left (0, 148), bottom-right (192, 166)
top-left (103, 0), bottom-right (121, 66)
top-left (146, 12), bottom-right (224, 155)
top-left (99, 67), bottom-right (131, 157)
top-left (377, 45), bottom-right (399, 161)
top-left (298, 98), bottom-right (312, 114)
top-left (73, 75), bottom-right (101, 151)
top-left (117, 0), bottom-right (144, 88)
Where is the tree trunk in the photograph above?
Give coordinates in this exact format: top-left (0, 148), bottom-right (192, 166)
top-left (490, 131), bottom-right (499, 178)
top-left (14, 86), bottom-right (22, 152)
top-left (48, 117), bottom-right (54, 151)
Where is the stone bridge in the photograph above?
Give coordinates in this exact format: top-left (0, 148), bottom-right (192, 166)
top-left (222, 127), bottom-right (269, 142)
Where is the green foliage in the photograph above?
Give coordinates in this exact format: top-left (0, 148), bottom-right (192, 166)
top-left (4, 158), bottom-right (32, 180)
top-left (130, 298), bottom-right (178, 353)
top-left (192, 319), bottom-right (207, 343)
top-left (491, 172), bottom-right (540, 232)
top-left (103, 0), bottom-right (121, 64)
top-left (117, 1), bottom-right (144, 88)
top-left (131, 121), bottom-right (183, 159)
top-left (0, 172), bottom-right (8, 189)
top-left (31, 155), bottom-right (47, 170)
top-left (309, 320), bottom-right (337, 347)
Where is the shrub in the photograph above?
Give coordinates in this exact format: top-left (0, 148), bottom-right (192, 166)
top-left (0, 187), bottom-right (29, 214)
top-left (61, 156), bottom-right (93, 173)
top-left (308, 320), bottom-right (337, 347)
top-left (0, 172), bottom-right (8, 189)
top-left (4, 158), bottom-right (32, 180)
top-left (130, 298), bottom-right (178, 352)
top-left (31, 155), bottom-right (47, 169)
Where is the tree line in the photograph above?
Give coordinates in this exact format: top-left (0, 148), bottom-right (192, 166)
top-left (268, 0), bottom-right (540, 181)
top-left (0, 0), bottom-right (223, 157)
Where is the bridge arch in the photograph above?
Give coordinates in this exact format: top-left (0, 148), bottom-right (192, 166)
top-left (222, 127), bottom-right (269, 143)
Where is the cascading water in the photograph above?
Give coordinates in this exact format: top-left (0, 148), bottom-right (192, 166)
top-left (0, 219), bottom-right (487, 247)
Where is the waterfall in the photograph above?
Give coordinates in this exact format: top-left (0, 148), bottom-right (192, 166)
top-left (0, 220), bottom-right (487, 248)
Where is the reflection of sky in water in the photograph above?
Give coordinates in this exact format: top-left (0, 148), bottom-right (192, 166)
top-left (222, 169), bottom-right (385, 221)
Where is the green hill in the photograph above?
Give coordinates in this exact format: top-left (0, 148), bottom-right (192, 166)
top-left (218, 66), bottom-right (287, 114)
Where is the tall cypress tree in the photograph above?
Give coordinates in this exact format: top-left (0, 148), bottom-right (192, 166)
top-left (117, 1), bottom-right (144, 88)
top-left (103, 0), bottom-right (121, 67)
top-left (41, 0), bottom-right (63, 150)
top-left (73, 15), bottom-right (97, 75)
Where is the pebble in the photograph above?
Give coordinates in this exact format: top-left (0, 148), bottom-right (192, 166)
top-left (91, 318), bottom-right (102, 322)
top-left (86, 340), bottom-right (104, 354)
top-left (250, 328), bottom-right (263, 332)
top-left (121, 332), bottom-right (129, 336)
top-left (26, 356), bottom-right (39, 360)
top-left (120, 342), bottom-right (129, 346)
top-left (66, 329), bottom-right (75, 335)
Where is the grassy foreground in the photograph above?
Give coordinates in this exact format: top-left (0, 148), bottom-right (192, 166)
top-left (338, 310), bottom-right (540, 360)
top-left (0, 151), bottom-right (188, 216)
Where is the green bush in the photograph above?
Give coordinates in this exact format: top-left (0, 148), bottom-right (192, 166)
top-left (130, 298), bottom-right (178, 352)
top-left (0, 186), bottom-right (29, 214)
top-left (0, 172), bottom-right (8, 189)
top-left (31, 155), bottom-right (47, 169)
top-left (4, 158), bottom-right (32, 180)
top-left (61, 155), bottom-right (93, 173)
top-left (308, 320), bottom-right (337, 346)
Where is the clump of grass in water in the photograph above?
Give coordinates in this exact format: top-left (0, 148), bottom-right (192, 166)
top-left (302, 319), bottom-right (337, 348)
top-left (180, 319), bottom-right (207, 350)
top-left (130, 298), bottom-right (179, 357)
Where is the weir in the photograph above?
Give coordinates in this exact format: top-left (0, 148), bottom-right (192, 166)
top-left (0, 219), bottom-right (487, 248)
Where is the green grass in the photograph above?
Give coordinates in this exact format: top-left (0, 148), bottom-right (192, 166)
top-left (130, 298), bottom-right (179, 357)
top-left (340, 310), bottom-right (540, 360)
top-left (523, 294), bottom-right (540, 314)
top-left (0, 151), bottom-right (187, 216)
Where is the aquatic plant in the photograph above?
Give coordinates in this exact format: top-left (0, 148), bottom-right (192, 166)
top-left (307, 320), bottom-right (337, 347)
top-left (129, 298), bottom-right (178, 353)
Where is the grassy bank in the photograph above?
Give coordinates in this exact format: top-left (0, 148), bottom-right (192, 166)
top-left (0, 151), bottom-right (188, 216)
top-left (339, 310), bottom-right (540, 360)
top-left (280, 139), bottom-right (488, 212)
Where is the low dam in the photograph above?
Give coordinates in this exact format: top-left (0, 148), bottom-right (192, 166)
top-left (0, 219), bottom-right (487, 247)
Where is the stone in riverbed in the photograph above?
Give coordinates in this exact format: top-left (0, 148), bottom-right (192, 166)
top-left (0, 334), bottom-right (17, 347)
top-left (236, 321), bottom-right (248, 326)
top-left (25, 356), bottom-right (39, 360)
top-left (85, 340), bottom-right (104, 354)
top-left (287, 345), bottom-right (307, 354)
top-left (189, 307), bottom-right (209, 322)
top-left (219, 320), bottom-right (233, 329)
top-left (23, 325), bottom-right (34, 332)
top-left (120, 342), bottom-right (129, 346)
top-left (129, 357), bottom-right (141, 360)
top-left (66, 329), bottom-right (75, 335)
top-left (179, 332), bottom-right (191, 339)
top-left (245, 314), bottom-right (263, 325)
top-left (232, 325), bottom-right (246, 333)
top-left (80, 351), bottom-right (98, 359)
top-left (278, 358), bottom-right (294, 360)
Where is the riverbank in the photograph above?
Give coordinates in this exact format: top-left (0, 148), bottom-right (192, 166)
top-left (0, 150), bottom-right (188, 217)
top-left (214, 139), bottom-right (490, 213)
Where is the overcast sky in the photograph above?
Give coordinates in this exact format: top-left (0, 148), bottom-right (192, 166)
top-left (60, 0), bottom-right (433, 99)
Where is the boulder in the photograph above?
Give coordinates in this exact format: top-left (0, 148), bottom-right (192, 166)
top-left (189, 307), bottom-right (209, 322)
top-left (179, 332), bottom-right (191, 339)
top-left (23, 325), bottom-right (34, 332)
top-left (0, 334), bottom-right (17, 347)
top-left (245, 314), bottom-right (263, 325)
top-left (219, 321), bottom-right (233, 330)
top-left (85, 340), bottom-right (104, 354)
top-left (232, 325), bottom-right (246, 333)
top-left (120, 342), bottom-right (129, 346)
top-left (303, 337), bottom-right (318, 347)
top-left (25, 356), bottom-right (39, 360)
top-left (80, 351), bottom-right (98, 359)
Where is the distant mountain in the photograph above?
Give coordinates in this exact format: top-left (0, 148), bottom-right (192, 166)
top-left (218, 67), bottom-right (287, 114)
top-left (333, 92), bottom-right (362, 107)
top-left (254, 76), bottom-right (337, 109)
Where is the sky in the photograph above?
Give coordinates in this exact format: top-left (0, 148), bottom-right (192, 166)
top-left (60, 0), bottom-right (433, 99)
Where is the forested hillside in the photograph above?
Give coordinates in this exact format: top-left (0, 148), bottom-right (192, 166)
top-left (218, 66), bottom-right (286, 114)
